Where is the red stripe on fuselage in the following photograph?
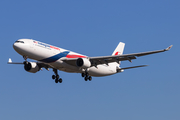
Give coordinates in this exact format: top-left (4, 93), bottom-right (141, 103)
top-left (66, 54), bottom-right (86, 58)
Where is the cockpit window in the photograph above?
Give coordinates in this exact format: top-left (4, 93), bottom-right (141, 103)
top-left (15, 41), bottom-right (24, 43)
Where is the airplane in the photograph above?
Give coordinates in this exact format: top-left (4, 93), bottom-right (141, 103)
top-left (8, 39), bottom-right (173, 83)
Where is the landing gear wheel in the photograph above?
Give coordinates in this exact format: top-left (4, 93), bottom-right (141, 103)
top-left (55, 79), bottom-right (59, 83)
top-left (59, 78), bottom-right (62, 83)
top-left (88, 76), bottom-right (92, 81)
top-left (82, 71), bottom-right (92, 81)
top-left (52, 75), bottom-right (56, 79)
top-left (81, 73), bottom-right (85, 77)
top-left (85, 76), bottom-right (88, 81)
top-left (52, 69), bottom-right (63, 84)
top-left (56, 75), bottom-right (59, 79)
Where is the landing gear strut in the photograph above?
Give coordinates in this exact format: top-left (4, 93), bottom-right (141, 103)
top-left (52, 69), bottom-right (62, 83)
top-left (23, 56), bottom-right (28, 61)
top-left (82, 72), bottom-right (92, 81)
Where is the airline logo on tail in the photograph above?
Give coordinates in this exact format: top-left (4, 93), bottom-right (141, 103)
top-left (115, 52), bottom-right (121, 55)
top-left (112, 42), bottom-right (125, 56)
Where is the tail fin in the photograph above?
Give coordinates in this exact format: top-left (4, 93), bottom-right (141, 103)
top-left (112, 42), bottom-right (125, 65)
top-left (112, 42), bottom-right (125, 56)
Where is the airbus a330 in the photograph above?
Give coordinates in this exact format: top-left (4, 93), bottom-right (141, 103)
top-left (8, 39), bottom-right (172, 83)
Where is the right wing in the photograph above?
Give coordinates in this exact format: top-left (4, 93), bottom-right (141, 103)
top-left (89, 45), bottom-right (173, 66)
top-left (62, 45), bottom-right (173, 67)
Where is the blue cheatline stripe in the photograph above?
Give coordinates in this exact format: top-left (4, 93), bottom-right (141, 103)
top-left (39, 51), bottom-right (70, 63)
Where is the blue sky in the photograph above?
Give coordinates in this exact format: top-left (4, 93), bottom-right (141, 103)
top-left (0, 0), bottom-right (179, 120)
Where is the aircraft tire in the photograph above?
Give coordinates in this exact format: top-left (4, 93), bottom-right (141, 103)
top-left (81, 73), bottom-right (85, 77)
top-left (85, 77), bottom-right (88, 81)
top-left (59, 78), bottom-right (62, 83)
top-left (52, 75), bottom-right (56, 79)
top-left (56, 75), bottom-right (59, 79)
top-left (55, 79), bottom-right (59, 83)
top-left (88, 76), bottom-right (92, 81)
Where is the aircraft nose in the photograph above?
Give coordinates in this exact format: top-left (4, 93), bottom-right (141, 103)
top-left (13, 40), bottom-right (27, 55)
top-left (13, 42), bottom-right (18, 51)
top-left (13, 41), bottom-right (23, 52)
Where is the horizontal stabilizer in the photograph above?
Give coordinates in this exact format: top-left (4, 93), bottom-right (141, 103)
top-left (117, 65), bottom-right (148, 73)
top-left (120, 65), bottom-right (148, 70)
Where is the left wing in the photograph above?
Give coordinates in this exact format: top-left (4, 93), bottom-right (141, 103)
top-left (8, 58), bottom-right (24, 64)
top-left (8, 58), bottom-right (52, 70)
top-left (62, 45), bottom-right (173, 67)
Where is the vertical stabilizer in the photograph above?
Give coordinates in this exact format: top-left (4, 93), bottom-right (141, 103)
top-left (112, 42), bottom-right (125, 56)
top-left (112, 42), bottom-right (125, 66)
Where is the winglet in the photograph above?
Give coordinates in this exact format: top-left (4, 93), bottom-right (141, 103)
top-left (8, 58), bottom-right (12, 63)
top-left (7, 58), bottom-right (23, 64)
top-left (165, 45), bottom-right (173, 51)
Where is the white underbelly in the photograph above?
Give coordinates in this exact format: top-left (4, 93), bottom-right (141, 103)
top-left (88, 64), bottom-right (117, 77)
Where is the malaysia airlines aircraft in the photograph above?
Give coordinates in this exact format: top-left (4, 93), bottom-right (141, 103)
top-left (8, 39), bottom-right (172, 83)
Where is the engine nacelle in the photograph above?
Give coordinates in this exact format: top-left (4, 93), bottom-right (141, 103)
top-left (24, 62), bottom-right (40, 73)
top-left (76, 58), bottom-right (91, 68)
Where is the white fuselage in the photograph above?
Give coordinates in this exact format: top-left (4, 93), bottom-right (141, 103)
top-left (13, 39), bottom-right (118, 77)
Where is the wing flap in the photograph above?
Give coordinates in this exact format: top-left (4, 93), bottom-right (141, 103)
top-left (90, 56), bottom-right (136, 66)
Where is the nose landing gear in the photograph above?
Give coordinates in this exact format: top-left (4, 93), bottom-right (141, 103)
top-left (23, 56), bottom-right (28, 61)
top-left (52, 69), bottom-right (62, 83)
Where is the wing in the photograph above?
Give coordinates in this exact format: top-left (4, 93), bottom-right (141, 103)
top-left (8, 58), bottom-right (53, 70)
top-left (89, 45), bottom-right (173, 65)
top-left (62, 45), bottom-right (173, 67)
top-left (8, 58), bottom-right (24, 64)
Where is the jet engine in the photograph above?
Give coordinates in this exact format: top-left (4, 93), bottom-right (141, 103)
top-left (76, 58), bottom-right (91, 68)
top-left (24, 62), bottom-right (40, 73)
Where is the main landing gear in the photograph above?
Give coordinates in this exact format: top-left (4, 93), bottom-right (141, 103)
top-left (81, 72), bottom-right (92, 81)
top-left (52, 69), bottom-right (62, 83)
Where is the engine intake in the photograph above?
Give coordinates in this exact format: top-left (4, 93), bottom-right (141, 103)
top-left (76, 58), bottom-right (91, 68)
top-left (24, 62), bottom-right (40, 73)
